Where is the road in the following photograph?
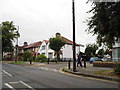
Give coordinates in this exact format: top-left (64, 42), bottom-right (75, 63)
top-left (2, 63), bottom-right (119, 89)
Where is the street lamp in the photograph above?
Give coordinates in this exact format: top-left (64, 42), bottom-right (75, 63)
top-left (72, 0), bottom-right (76, 72)
top-left (15, 25), bottom-right (19, 62)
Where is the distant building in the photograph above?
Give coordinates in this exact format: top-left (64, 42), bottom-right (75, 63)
top-left (38, 33), bottom-right (84, 59)
top-left (18, 41), bottom-right (42, 57)
top-left (112, 38), bottom-right (120, 62)
top-left (17, 33), bottom-right (84, 60)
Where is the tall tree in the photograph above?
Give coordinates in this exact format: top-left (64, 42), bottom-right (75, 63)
top-left (0, 21), bottom-right (20, 58)
top-left (97, 49), bottom-right (104, 57)
top-left (49, 36), bottom-right (66, 62)
top-left (86, 2), bottom-right (120, 48)
top-left (85, 44), bottom-right (98, 57)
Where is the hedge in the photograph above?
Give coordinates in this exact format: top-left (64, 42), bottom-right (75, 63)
top-left (93, 62), bottom-right (120, 68)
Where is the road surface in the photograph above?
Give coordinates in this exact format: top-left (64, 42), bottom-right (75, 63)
top-left (2, 63), bottom-right (119, 89)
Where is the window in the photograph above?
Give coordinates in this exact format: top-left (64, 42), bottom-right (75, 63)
top-left (42, 53), bottom-right (45, 55)
top-left (42, 45), bottom-right (45, 50)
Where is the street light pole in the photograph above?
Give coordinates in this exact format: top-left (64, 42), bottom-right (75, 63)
top-left (72, 0), bottom-right (76, 72)
top-left (15, 25), bottom-right (19, 62)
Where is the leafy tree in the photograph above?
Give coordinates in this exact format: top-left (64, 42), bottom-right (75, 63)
top-left (85, 44), bottom-right (98, 57)
top-left (0, 21), bottom-right (20, 58)
top-left (23, 51), bottom-right (33, 64)
top-left (49, 37), bottom-right (66, 62)
top-left (104, 49), bottom-right (112, 57)
top-left (97, 49), bottom-right (104, 57)
top-left (86, 2), bottom-right (120, 48)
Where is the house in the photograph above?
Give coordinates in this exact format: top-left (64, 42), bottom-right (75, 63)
top-left (17, 33), bottom-right (84, 60)
top-left (17, 41), bottom-right (42, 57)
top-left (39, 40), bottom-right (54, 58)
top-left (38, 33), bottom-right (84, 59)
top-left (112, 38), bottom-right (120, 62)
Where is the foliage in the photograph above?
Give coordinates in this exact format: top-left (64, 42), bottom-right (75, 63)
top-left (114, 64), bottom-right (120, 75)
top-left (10, 61), bottom-right (25, 65)
top-left (104, 49), bottom-right (112, 56)
top-left (85, 44), bottom-right (98, 57)
top-left (97, 49), bottom-right (104, 57)
top-left (49, 36), bottom-right (66, 62)
top-left (86, 2), bottom-right (120, 48)
top-left (18, 56), bottom-right (24, 61)
top-left (23, 51), bottom-right (32, 61)
top-left (36, 54), bottom-right (47, 62)
top-left (1, 21), bottom-right (20, 54)
top-left (94, 70), bottom-right (108, 75)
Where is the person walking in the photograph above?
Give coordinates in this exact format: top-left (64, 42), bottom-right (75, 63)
top-left (77, 53), bottom-right (83, 67)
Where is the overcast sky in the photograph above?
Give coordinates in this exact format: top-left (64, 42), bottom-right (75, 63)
top-left (1, 0), bottom-right (97, 51)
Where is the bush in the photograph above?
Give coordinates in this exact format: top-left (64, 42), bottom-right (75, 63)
top-left (114, 64), bottom-right (120, 75)
top-left (93, 62), bottom-right (120, 68)
top-left (18, 56), bottom-right (24, 61)
top-left (23, 51), bottom-right (32, 61)
top-left (36, 54), bottom-right (47, 62)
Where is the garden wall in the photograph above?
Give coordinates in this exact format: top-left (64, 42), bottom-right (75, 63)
top-left (93, 62), bottom-right (120, 68)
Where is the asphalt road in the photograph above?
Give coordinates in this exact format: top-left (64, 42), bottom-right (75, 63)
top-left (2, 63), bottom-right (119, 89)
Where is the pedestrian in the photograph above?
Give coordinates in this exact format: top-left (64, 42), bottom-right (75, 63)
top-left (77, 53), bottom-right (83, 67)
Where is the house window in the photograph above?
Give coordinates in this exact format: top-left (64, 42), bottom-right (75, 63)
top-left (42, 53), bottom-right (45, 55)
top-left (48, 53), bottom-right (53, 58)
top-left (42, 45), bottom-right (45, 50)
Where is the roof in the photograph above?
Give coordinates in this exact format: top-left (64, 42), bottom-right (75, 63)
top-left (43, 40), bottom-right (49, 44)
top-left (24, 41), bottom-right (42, 49)
top-left (62, 36), bottom-right (84, 47)
top-left (18, 46), bottom-right (26, 49)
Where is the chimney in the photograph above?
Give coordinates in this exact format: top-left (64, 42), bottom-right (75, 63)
top-left (24, 42), bottom-right (28, 46)
top-left (56, 33), bottom-right (61, 38)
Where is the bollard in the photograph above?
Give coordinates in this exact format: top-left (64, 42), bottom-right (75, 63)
top-left (84, 58), bottom-right (86, 68)
top-left (47, 58), bottom-right (49, 64)
top-left (68, 60), bottom-right (71, 69)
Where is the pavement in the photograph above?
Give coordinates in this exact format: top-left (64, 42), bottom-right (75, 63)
top-left (3, 61), bottom-right (120, 82)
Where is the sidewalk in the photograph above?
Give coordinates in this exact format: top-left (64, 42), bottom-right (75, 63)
top-left (64, 62), bottom-right (120, 82)
top-left (24, 61), bottom-right (119, 82)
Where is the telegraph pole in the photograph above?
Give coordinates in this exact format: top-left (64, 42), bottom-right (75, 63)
top-left (15, 25), bottom-right (19, 62)
top-left (72, 0), bottom-right (76, 72)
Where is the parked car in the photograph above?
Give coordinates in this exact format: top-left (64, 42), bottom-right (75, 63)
top-left (89, 57), bottom-right (103, 63)
top-left (101, 57), bottom-right (111, 62)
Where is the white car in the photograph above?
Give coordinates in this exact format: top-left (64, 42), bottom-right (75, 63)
top-left (101, 57), bottom-right (111, 62)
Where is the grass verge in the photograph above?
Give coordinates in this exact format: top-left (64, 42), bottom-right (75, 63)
top-left (93, 70), bottom-right (119, 79)
top-left (9, 61), bottom-right (25, 65)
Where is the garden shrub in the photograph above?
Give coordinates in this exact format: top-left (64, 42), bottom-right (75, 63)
top-left (23, 51), bottom-right (32, 61)
top-left (36, 54), bottom-right (47, 62)
top-left (114, 64), bottom-right (120, 75)
top-left (18, 56), bottom-right (23, 61)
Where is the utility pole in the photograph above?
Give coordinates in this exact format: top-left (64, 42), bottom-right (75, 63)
top-left (72, 0), bottom-right (76, 72)
top-left (15, 26), bottom-right (19, 62)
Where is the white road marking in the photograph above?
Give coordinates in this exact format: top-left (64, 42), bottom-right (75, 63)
top-left (9, 82), bottom-right (19, 84)
top-left (2, 70), bottom-right (12, 77)
top-left (53, 69), bottom-right (57, 72)
top-left (19, 81), bottom-right (35, 90)
top-left (5, 83), bottom-right (16, 90)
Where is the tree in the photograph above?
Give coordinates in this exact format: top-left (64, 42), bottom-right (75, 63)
top-left (0, 21), bottom-right (20, 58)
top-left (85, 44), bottom-right (98, 57)
top-left (86, 2), bottom-right (120, 48)
top-left (23, 51), bottom-right (33, 64)
top-left (97, 49), bottom-right (104, 57)
top-left (49, 36), bottom-right (66, 62)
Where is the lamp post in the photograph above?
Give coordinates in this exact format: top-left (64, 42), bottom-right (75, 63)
top-left (15, 25), bottom-right (19, 62)
top-left (72, 0), bottom-right (76, 72)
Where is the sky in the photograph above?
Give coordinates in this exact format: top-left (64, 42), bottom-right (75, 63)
top-left (0, 0), bottom-right (97, 52)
